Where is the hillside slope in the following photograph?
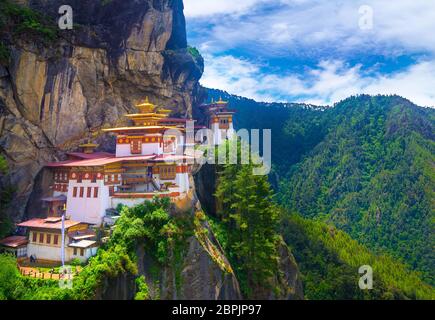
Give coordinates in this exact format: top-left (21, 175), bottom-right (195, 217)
top-left (278, 95), bottom-right (434, 284)
top-left (205, 89), bottom-right (434, 289)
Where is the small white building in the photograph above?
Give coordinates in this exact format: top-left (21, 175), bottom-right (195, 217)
top-left (17, 218), bottom-right (97, 264)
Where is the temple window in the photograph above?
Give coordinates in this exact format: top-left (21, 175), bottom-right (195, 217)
top-left (159, 165), bottom-right (176, 180)
top-left (73, 187), bottom-right (78, 197)
top-left (53, 235), bottom-right (59, 245)
top-left (130, 139), bottom-right (142, 154)
top-left (32, 232), bottom-right (37, 242)
top-left (39, 233), bottom-right (44, 243)
top-left (94, 187), bottom-right (99, 198)
top-left (46, 234), bottom-right (51, 244)
top-left (87, 187), bottom-right (92, 198)
top-left (80, 249), bottom-right (84, 256)
top-left (79, 187), bottom-right (84, 198)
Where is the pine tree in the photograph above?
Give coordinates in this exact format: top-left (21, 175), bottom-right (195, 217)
top-left (215, 143), bottom-right (280, 296)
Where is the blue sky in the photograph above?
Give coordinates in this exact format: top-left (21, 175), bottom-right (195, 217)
top-left (183, 0), bottom-right (435, 107)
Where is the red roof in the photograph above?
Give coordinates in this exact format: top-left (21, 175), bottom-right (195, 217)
top-left (0, 236), bottom-right (28, 248)
top-left (67, 152), bottom-right (114, 160)
top-left (46, 154), bottom-right (188, 167)
top-left (17, 218), bottom-right (83, 230)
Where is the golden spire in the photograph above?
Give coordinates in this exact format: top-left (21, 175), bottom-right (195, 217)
top-left (216, 96), bottom-right (227, 104)
top-left (136, 96), bottom-right (156, 113)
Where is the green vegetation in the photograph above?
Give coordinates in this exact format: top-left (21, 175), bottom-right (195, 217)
top-left (0, 254), bottom-right (59, 300)
top-left (0, 198), bottom-right (195, 300)
top-left (0, 155), bottom-right (7, 174)
top-left (281, 212), bottom-right (434, 300)
top-left (187, 46), bottom-right (202, 60)
top-left (208, 90), bottom-right (434, 299)
top-left (0, 0), bottom-right (58, 45)
top-left (134, 276), bottom-right (150, 300)
top-left (213, 141), bottom-right (282, 297)
top-left (0, 254), bottom-right (21, 299)
top-left (278, 95), bottom-right (435, 285)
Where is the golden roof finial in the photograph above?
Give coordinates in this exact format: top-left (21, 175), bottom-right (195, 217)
top-left (216, 96), bottom-right (227, 104)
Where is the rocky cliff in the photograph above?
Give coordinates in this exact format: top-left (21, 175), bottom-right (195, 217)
top-left (95, 211), bottom-right (242, 300)
top-left (0, 0), bottom-right (203, 222)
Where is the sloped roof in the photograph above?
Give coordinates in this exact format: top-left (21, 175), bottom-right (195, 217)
top-left (17, 218), bottom-right (84, 230)
top-left (0, 236), bottom-right (28, 248)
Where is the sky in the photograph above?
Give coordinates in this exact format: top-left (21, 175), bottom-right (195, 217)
top-left (183, 0), bottom-right (435, 107)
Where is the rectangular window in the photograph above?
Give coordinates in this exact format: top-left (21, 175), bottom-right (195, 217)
top-left (53, 235), bottom-right (59, 245)
top-left (159, 165), bottom-right (176, 180)
top-left (80, 248), bottom-right (84, 256)
top-left (73, 248), bottom-right (77, 255)
top-left (87, 187), bottom-right (92, 198)
top-left (109, 186), bottom-right (114, 196)
top-left (73, 187), bottom-right (78, 197)
top-left (46, 234), bottom-right (51, 244)
top-left (130, 139), bottom-right (142, 154)
top-left (163, 138), bottom-right (175, 153)
top-left (39, 233), bottom-right (44, 243)
top-left (94, 187), bottom-right (99, 198)
top-left (32, 232), bottom-right (37, 242)
top-left (79, 187), bottom-right (84, 198)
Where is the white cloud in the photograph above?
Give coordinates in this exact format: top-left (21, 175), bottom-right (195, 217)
top-left (201, 54), bottom-right (435, 107)
top-left (183, 0), bottom-right (268, 18)
top-left (187, 0), bottom-right (435, 106)
top-left (187, 0), bottom-right (435, 56)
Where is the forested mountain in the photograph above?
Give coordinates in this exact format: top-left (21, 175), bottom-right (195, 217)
top-left (207, 89), bottom-right (434, 288)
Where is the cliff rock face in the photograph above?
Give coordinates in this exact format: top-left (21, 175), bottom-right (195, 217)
top-left (97, 219), bottom-right (242, 300)
top-left (0, 0), bottom-right (203, 221)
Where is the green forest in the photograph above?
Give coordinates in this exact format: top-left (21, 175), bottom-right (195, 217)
top-left (208, 89), bottom-right (434, 296)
